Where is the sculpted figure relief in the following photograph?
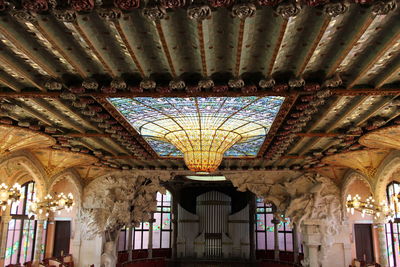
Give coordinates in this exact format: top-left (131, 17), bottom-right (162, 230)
top-left (79, 171), bottom-right (170, 267)
top-left (228, 172), bottom-right (342, 266)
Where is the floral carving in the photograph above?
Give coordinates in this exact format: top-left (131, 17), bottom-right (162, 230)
top-left (232, 3), bottom-right (256, 19)
top-left (198, 78), bottom-right (214, 89)
top-left (142, 4), bottom-right (166, 21)
top-left (213, 85), bottom-right (228, 93)
top-left (22, 0), bottom-right (49, 12)
top-left (114, 0), bottom-right (140, 10)
top-left (242, 85), bottom-right (257, 94)
top-left (303, 0), bottom-right (328, 6)
top-left (187, 4), bottom-right (211, 20)
top-left (70, 0), bottom-right (95, 12)
top-left (169, 79), bottom-right (186, 90)
top-left (257, 0), bottom-right (283, 6)
top-left (110, 78), bottom-right (126, 89)
top-left (160, 0), bottom-right (186, 8)
top-left (323, 2), bottom-right (348, 17)
top-left (140, 79), bottom-right (156, 90)
top-left (259, 78), bottom-right (275, 89)
top-left (11, 10), bottom-right (37, 22)
top-left (97, 8), bottom-right (122, 20)
top-left (209, 0), bottom-right (234, 8)
top-left (82, 78), bottom-right (99, 90)
top-left (288, 77), bottom-right (305, 88)
top-left (371, 0), bottom-right (397, 15)
top-left (53, 9), bottom-right (76, 22)
top-left (44, 79), bottom-right (62, 90)
top-left (276, 2), bottom-right (301, 19)
top-left (228, 78), bottom-right (245, 88)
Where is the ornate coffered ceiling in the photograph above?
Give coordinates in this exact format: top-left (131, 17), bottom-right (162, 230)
top-left (0, 0), bottom-right (397, 184)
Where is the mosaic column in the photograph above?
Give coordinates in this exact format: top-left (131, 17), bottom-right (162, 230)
top-left (0, 214), bottom-right (12, 267)
top-left (272, 217), bottom-right (280, 261)
top-left (33, 215), bottom-right (46, 266)
top-left (376, 223), bottom-right (389, 267)
top-left (127, 225), bottom-right (133, 261)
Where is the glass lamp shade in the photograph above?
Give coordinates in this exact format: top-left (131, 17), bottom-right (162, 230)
top-left (165, 129), bottom-right (242, 172)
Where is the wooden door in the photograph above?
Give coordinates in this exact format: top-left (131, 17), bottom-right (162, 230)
top-left (354, 224), bottom-right (374, 263)
top-left (53, 221), bottom-right (71, 257)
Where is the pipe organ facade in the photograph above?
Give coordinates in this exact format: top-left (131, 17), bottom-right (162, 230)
top-left (177, 191), bottom-right (250, 259)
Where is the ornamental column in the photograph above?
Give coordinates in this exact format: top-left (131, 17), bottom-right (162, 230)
top-left (172, 190), bottom-right (179, 260)
top-left (272, 217), bottom-right (280, 261)
top-left (45, 214), bottom-right (55, 258)
top-left (0, 212), bottom-right (12, 267)
top-left (293, 224), bottom-right (299, 264)
top-left (148, 213), bottom-right (154, 259)
top-left (127, 225), bottom-right (133, 261)
top-left (375, 223), bottom-right (389, 267)
top-left (248, 194), bottom-right (256, 262)
top-left (33, 215), bottom-right (46, 266)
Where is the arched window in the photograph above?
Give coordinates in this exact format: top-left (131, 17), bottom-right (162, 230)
top-left (255, 198), bottom-right (297, 253)
top-left (385, 181), bottom-right (400, 266)
top-left (118, 190), bottom-right (172, 251)
top-left (5, 181), bottom-right (48, 265)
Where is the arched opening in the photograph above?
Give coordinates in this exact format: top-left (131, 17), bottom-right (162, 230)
top-left (4, 181), bottom-right (48, 266)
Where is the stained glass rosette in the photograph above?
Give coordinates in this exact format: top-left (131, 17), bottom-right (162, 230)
top-left (108, 96), bottom-right (285, 172)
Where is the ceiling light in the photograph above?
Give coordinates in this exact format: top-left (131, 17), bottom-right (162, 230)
top-left (186, 176), bottom-right (226, 181)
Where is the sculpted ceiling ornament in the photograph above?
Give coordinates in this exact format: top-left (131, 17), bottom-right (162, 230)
top-left (0, 0), bottom-right (393, 20)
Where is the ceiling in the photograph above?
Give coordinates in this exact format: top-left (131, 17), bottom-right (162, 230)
top-left (0, 0), bottom-right (399, 183)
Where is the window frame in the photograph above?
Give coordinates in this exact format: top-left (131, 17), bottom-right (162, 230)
top-left (5, 181), bottom-right (48, 265)
top-left (255, 198), bottom-right (295, 252)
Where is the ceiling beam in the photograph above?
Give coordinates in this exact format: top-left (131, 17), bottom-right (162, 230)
top-left (296, 17), bottom-right (331, 77)
top-left (155, 21), bottom-right (177, 78)
top-left (71, 22), bottom-right (115, 77)
top-left (113, 20), bottom-right (146, 78)
top-left (266, 20), bottom-right (288, 77)
top-left (197, 21), bottom-right (208, 78)
top-left (0, 87), bottom-right (399, 99)
top-left (234, 19), bottom-right (246, 77)
top-left (347, 31), bottom-right (400, 88)
top-left (326, 16), bottom-right (375, 78)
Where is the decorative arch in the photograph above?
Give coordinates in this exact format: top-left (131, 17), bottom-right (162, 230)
top-left (0, 150), bottom-right (48, 199)
top-left (373, 150), bottom-right (400, 202)
top-left (48, 168), bottom-right (84, 205)
top-left (341, 170), bottom-right (373, 203)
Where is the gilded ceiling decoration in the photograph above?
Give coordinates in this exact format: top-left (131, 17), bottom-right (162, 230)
top-left (322, 149), bottom-right (390, 178)
top-left (0, 0), bottom-right (396, 177)
top-left (359, 125), bottom-right (400, 151)
top-left (0, 124), bottom-right (55, 155)
top-left (74, 165), bottom-right (115, 183)
top-left (312, 165), bottom-right (348, 186)
top-left (31, 148), bottom-right (98, 177)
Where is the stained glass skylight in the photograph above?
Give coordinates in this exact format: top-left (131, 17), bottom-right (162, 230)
top-left (108, 96), bottom-right (285, 158)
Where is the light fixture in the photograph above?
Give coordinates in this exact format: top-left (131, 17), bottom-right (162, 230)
top-left (109, 97), bottom-right (285, 173)
top-left (0, 183), bottom-right (22, 211)
top-left (186, 176), bottom-right (226, 181)
top-left (28, 192), bottom-right (74, 218)
top-left (165, 129), bottom-right (242, 173)
top-left (346, 194), bottom-right (393, 220)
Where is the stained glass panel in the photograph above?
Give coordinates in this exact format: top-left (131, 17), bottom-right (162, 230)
top-left (108, 96), bottom-right (285, 157)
